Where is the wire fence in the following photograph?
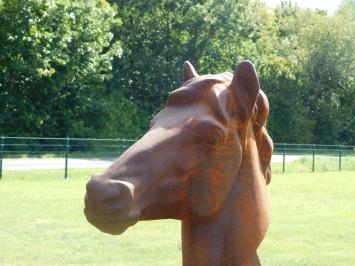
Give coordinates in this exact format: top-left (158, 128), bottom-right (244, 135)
top-left (0, 136), bottom-right (354, 179)
top-left (273, 143), bottom-right (354, 174)
top-left (0, 136), bottom-right (136, 179)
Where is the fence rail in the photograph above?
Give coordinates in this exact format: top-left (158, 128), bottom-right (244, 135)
top-left (0, 136), bottom-right (354, 179)
top-left (273, 143), bottom-right (354, 173)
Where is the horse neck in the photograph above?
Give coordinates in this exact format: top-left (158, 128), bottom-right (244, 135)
top-left (181, 142), bottom-right (268, 266)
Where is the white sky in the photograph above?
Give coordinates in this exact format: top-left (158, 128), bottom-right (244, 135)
top-left (264, 0), bottom-right (342, 14)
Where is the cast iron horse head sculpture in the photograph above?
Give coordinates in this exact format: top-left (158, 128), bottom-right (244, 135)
top-left (84, 60), bottom-right (273, 266)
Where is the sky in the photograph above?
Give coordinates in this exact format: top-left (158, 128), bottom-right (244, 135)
top-left (264, 0), bottom-right (342, 14)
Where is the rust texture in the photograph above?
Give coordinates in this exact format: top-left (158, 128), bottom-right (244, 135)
top-left (84, 60), bottom-right (273, 266)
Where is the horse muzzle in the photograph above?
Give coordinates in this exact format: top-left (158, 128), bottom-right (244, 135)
top-left (84, 176), bottom-right (139, 235)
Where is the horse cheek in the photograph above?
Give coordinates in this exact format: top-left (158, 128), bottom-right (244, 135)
top-left (207, 146), bottom-right (242, 213)
top-left (189, 145), bottom-right (241, 217)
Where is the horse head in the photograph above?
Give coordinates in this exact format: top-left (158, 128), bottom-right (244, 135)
top-left (84, 61), bottom-right (273, 237)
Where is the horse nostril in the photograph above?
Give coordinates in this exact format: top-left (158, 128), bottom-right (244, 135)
top-left (85, 177), bottom-right (133, 208)
top-left (112, 182), bottom-right (133, 208)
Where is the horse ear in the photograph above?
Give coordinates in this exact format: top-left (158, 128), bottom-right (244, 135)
top-left (183, 61), bottom-right (198, 83)
top-left (229, 60), bottom-right (260, 120)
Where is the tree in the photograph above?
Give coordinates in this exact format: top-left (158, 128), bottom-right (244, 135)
top-left (1, 0), bottom-right (353, 144)
top-left (108, 0), bottom-right (260, 116)
top-left (0, 0), bottom-right (121, 137)
top-left (299, 12), bottom-right (355, 144)
top-left (260, 2), bottom-right (355, 144)
top-left (258, 3), bottom-right (316, 143)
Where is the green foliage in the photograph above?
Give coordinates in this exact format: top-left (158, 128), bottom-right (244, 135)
top-left (336, 0), bottom-right (355, 19)
top-left (0, 0), bottom-right (353, 144)
top-left (99, 92), bottom-right (149, 138)
top-left (0, 0), bottom-right (122, 137)
top-left (109, 0), bottom-right (260, 114)
top-left (108, 0), bottom-right (354, 144)
top-left (300, 12), bottom-right (355, 144)
top-left (245, 3), bottom-right (316, 143)
top-left (268, 3), bottom-right (355, 144)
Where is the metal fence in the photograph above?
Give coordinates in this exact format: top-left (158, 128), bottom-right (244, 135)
top-left (0, 136), bottom-right (354, 179)
top-left (273, 143), bottom-right (354, 173)
top-left (0, 136), bottom-right (136, 179)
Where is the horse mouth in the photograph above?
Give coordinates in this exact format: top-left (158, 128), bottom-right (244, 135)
top-left (84, 203), bottom-right (140, 235)
top-left (96, 219), bottom-right (138, 235)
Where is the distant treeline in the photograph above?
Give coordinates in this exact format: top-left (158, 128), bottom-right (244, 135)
top-left (0, 0), bottom-right (354, 144)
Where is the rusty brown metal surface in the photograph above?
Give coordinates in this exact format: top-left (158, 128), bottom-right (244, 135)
top-left (84, 60), bottom-right (273, 266)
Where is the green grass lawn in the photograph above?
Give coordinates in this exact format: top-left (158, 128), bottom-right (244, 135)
top-left (1, 169), bottom-right (355, 266)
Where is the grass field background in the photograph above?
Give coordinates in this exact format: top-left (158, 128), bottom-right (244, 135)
top-left (1, 169), bottom-right (355, 265)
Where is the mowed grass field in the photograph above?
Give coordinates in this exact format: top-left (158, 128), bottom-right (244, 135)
top-left (1, 169), bottom-right (355, 266)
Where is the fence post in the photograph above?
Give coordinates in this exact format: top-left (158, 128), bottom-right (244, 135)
top-left (282, 143), bottom-right (286, 173)
top-left (338, 145), bottom-right (342, 171)
top-left (312, 144), bottom-right (315, 172)
top-left (64, 137), bottom-right (70, 179)
top-left (0, 136), bottom-right (4, 179)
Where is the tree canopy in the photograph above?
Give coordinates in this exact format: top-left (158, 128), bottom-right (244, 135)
top-left (0, 0), bottom-right (122, 137)
top-left (1, 0), bottom-right (354, 144)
